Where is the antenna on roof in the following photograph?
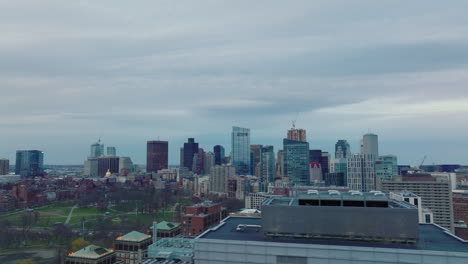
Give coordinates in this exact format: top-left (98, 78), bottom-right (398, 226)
top-left (292, 112), bottom-right (299, 129)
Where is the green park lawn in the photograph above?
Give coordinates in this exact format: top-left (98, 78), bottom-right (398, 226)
top-left (0, 202), bottom-right (177, 229)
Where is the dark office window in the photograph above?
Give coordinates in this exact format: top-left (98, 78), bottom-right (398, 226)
top-left (343, 200), bottom-right (365, 207)
top-left (425, 214), bottom-right (431, 223)
top-left (298, 199), bottom-right (319, 206)
top-left (320, 200), bottom-right (341, 206)
top-left (277, 256), bottom-right (307, 264)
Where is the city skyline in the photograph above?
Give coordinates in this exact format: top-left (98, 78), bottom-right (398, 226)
top-left (1, 1), bottom-right (468, 165)
top-left (0, 127), bottom-right (466, 166)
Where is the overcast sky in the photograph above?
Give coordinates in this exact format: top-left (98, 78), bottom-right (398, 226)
top-left (1, 0), bottom-right (468, 166)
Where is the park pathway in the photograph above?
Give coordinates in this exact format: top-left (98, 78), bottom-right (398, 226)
top-left (65, 205), bottom-right (78, 224)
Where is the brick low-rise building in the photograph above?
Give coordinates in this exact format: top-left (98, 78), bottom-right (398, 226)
top-left (453, 190), bottom-right (468, 240)
top-left (152, 221), bottom-right (181, 239)
top-left (181, 201), bottom-right (227, 237)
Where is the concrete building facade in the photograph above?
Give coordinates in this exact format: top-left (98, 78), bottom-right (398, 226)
top-left (347, 153), bottom-right (376, 192)
top-left (381, 174), bottom-right (454, 231)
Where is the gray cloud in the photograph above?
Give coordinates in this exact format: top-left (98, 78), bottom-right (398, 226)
top-left (0, 0), bottom-right (468, 165)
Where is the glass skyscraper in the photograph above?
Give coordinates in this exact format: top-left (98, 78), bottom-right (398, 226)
top-left (260, 145), bottom-right (275, 191)
top-left (283, 139), bottom-right (310, 185)
top-left (182, 138), bottom-right (199, 171)
top-left (213, 145), bottom-right (225, 166)
top-left (90, 140), bottom-right (104, 158)
top-left (335, 139), bottom-right (351, 159)
top-left (376, 155), bottom-right (398, 180)
top-left (15, 150), bottom-right (44, 178)
top-left (231, 126), bottom-right (250, 175)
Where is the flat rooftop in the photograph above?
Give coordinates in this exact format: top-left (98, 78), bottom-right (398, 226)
top-left (265, 191), bottom-right (414, 209)
top-left (198, 217), bottom-right (468, 253)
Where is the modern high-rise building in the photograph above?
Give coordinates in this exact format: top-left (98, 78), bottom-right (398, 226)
top-left (275, 150), bottom-right (284, 179)
top-left (210, 164), bottom-right (236, 194)
top-left (204, 152), bottom-right (215, 175)
top-left (381, 174), bottom-right (454, 231)
top-left (106, 146), bottom-right (116, 156)
top-left (180, 147), bottom-right (184, 168)
top-left (347, 153), bottom-right (376, 192)
top-left (333, 158), bottom-right (348, 185)
top-left (231, 127), bottom-right (251, 175)
top-left (250, 144), bottom-right (263, 176)
top-left (335, 139), bottom-right (351, 159)
top-left (376, 155), bottom-right (398, 180)
top-left (283, 139), bottom-right (310, 185)
top-left (84, 158), bottom-right (98, 177)
top-left (309, 150), bottom-right (330, 177)
top-left (192, 148), bottom-right (205, 175)
top-left (182, 138), bottom-right (199, 171)
top-left (360, 133), bottom-right (379, 158)
top-left (194, 192), bottom-right (468, 264)
top-left (146, 140), bottom-right (168, 173)
top-left (119, 157), bottom-right (134, 176)
top-left (90, 140), bottom-right (104, 158)
top-left (213, 145), bottom-right (225, 166)
top-left (260, 146), bottom-right (275, 191)
top-left (15, 150), bottom-right (44, 178)
top-left (287, 124), bottom-right (307, 142)
top-left (97, 156), bottom-right (119, 177)
top-left (0, 159), bottom-right (9, 175)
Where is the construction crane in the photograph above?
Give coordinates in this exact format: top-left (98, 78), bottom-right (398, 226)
top-left (419, 155), bottom-right (427, 168)
top-left (291, 112), bottom-right (299, 129)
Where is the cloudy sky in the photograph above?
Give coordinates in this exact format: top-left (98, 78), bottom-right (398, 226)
top-left (1, 0), bottom-right (468, 166)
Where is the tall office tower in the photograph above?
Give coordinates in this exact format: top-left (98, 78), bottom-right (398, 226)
top-left (15, 150), bottom-right (44, 178)
top-left (204, 152), bottom-right (215, 175)
top-left (90, 140), bottom-right (104, 158)
top-left (192, 148), bottom-right (205, 175)
top-left (182, 138), bottom-right (199, 171)
top-left (119, 157), bottom-right (134, 176)
top-left (260, 146), bottom-right (275, 191)
top-left (210, 164), bottom-right (236, 194)
top-left (310, 150), bottom-right (329, 177)
top-left (381, 174), bottom-right (453, 231)
top-left (283, 139), bottom-right (310, 185)
top-left (213, 145), bottom-right (225, 166)
top-left (287, 126), bottom-right (307, 142)
top-left (335, 139), bottom-right (351, 159)
top-left (333, 158), bottom-right (348, 185)
top-left (376, 155), bottom-right (398, 180)
top-left (309, 162), bottom-right (322, 182)
top-left (231, 127), bottom-right (251, 175)
top-left (275, 150), bottom-right (284, 179)
top-left (361, 133), bottom-right (379, 158)
top-left (84, 158), bottom-right (98, 177)
top-left (97, 156), bottom-right (119, 177)
top-left (146, 140), bottom-right (168, 173)
top-left (250, 144), bottom-right (263, 176)
top-left (321, 152), bottom-right (330, 175)
top-left (106, 146), bottom-right (116, 156)
top-left (347, 153), bottom-right (376, 192)
top-left (0, 159), bottom-right (9, 175)
top-left (180, 147), bottom-right (184, 168)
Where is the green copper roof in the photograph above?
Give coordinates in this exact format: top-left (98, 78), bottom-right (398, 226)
top-left (117, 231), bottom-right (152, 242)
top-left (151, 221), bottom-right (181, 231)
top-left (69, 244), bottom-right (113, 259)
top-left (159, 221), bottom-right (180, 231)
